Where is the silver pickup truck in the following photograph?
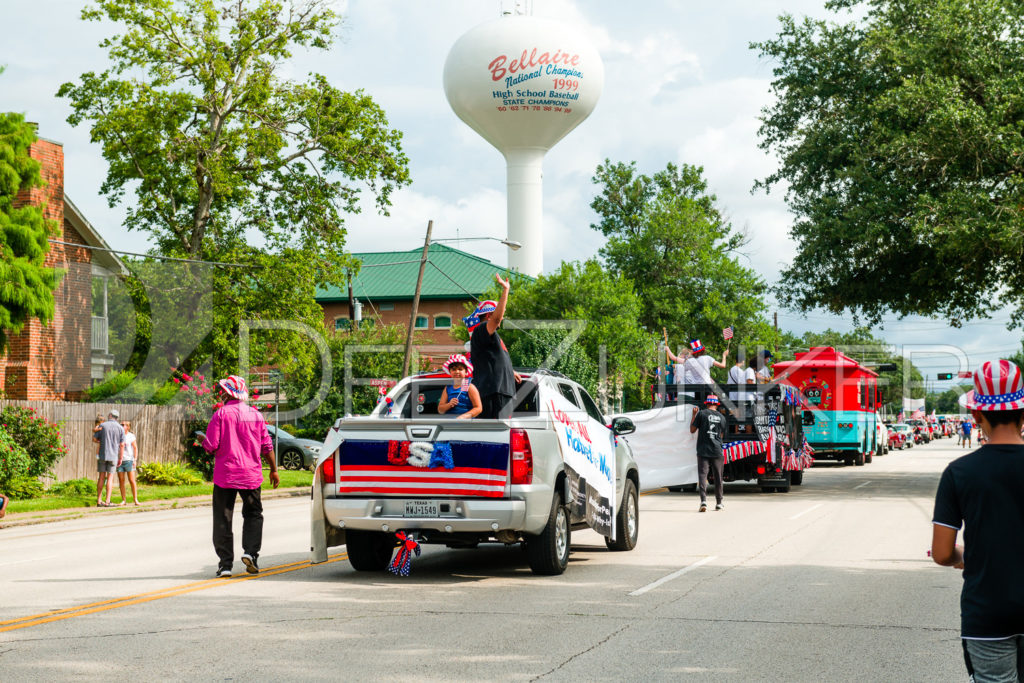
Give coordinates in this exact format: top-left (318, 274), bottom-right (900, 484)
top-left (311, 370), bottom-right (640, 575)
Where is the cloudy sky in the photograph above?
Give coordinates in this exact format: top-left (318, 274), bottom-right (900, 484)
top-left (2, 0), bottom-right (1020, 386)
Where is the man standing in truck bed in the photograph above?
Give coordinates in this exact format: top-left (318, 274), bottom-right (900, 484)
top-left (466, 273), bottom-right (520, 419)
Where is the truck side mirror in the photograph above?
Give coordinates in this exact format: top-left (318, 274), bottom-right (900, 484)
top-left (611, 417), bottom-right (636, 436)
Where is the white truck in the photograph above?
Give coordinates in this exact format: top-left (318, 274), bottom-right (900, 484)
top-left (311, 370), bottom-right (641, 575)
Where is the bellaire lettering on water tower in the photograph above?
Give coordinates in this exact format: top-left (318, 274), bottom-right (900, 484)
top-left (443, 9), bottom-right (604, 277)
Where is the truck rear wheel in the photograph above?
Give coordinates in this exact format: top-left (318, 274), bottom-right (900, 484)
top-left (791, 471), bottom-right (803, 486)
top-left (854, 451), bottom-right (866, 466)
top-left (346, 530), bottom-right (395, 571)
top-left (525, 493), bottom-right (570, 575)
top-left (606, 480), bottom-right (638, 552)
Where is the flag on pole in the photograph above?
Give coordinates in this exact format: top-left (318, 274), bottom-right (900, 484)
top-left (723, 326), bottom-right (734, 340)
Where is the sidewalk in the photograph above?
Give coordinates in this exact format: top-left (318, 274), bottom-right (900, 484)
top-left (0, 487), bottom-right (310, 529)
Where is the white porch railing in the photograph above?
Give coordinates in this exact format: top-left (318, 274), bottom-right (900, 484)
top-left (91, 316), bottom-right (108, 353)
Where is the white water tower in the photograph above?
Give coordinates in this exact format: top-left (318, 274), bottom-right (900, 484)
top-left (444, 13), bottom-right (604, 276)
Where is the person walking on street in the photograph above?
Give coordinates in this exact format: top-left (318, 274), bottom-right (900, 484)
top-left (94, 410), bottom-right (125, 507)
top-left (961, 419), bottom-right (973, 448)
top-left (465, 273), bottom-right (521, 420)
top-left (932, 360), bottom-right (1024, 682)
top-left (116, 420), bottom-right (140, 506)
top-left (202, 376), bottom-right (278, 577)
top-left (690, 394), bottom-right (726, 512)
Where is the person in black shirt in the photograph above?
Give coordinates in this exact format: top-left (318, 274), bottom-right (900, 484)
top-left (932, 359), bottom-right (1024, 681)
top-left (464, 273), bottom-right (521, 419)
top-left (690, 394), bottom-right (726, 512)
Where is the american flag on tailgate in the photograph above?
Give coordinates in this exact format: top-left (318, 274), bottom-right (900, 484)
top-left (337, 440), bottom-right (509, 498)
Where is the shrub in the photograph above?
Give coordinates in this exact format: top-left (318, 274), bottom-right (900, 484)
top-left (6, 475), bottom-right (45, 500)
top-left (0, 406), bottom-right (67, 478)
top-left (136, 462), bottom-right (202, 486)
top-left (289, 427), bottom-right (325, 441)
top-left (83, 371), bottom-right (180, 405)
top-left (0, 423), bottom-right (31, 487)
top-left (49, 478), bottom-right (96, 496)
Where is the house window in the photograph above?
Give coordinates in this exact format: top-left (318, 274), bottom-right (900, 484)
top-left (379, 303), bottom-right (395, 311)
top-left (335, 318), bottom-right (351, 331)
top-left (414, 315), bottom-right (429, 329)
top-left (434, 315), bottom-right (452, 329)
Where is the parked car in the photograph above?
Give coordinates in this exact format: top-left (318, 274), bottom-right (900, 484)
top-left (267, 425), bottom-right (321, 470)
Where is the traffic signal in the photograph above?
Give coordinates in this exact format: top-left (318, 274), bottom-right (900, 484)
top-left (937, 372), bottom-right (954, 380)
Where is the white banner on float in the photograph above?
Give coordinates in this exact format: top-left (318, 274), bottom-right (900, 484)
top-left (903, 397), bottom-right (925, 413)
top-left (613, 406), bottom-right (699, 491)
top-left (547, 392), bottom-right (616, 539)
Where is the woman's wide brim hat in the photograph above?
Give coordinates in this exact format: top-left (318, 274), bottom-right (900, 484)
top-left (959, 360), bottom-right (1024, 411)
top-left (462, 300), bottom-right (498, 331)
top-left (217, 375), bottom-right (248, 401)
top-left (443, 353), bottom-right (473, 376)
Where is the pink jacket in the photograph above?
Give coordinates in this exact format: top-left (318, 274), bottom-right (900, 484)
top-left (202, 400), bottom-right (273, 489)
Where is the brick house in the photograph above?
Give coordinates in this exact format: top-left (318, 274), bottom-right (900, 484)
top-left (0, 132), bottom-right (127, 400)
top-left (316, 244), bottom-right (519, 361)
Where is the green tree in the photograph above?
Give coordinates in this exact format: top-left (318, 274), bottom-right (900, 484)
top-left (754, 0), bottom-right (1024, 325)
top-left (0, 111), bottom-right (61, 351)
top-left (507, 328), bottom-right (599, 398)
top-left (590, 160), bottom-right (777, 354)
top-left (58, 0), bottom-right (410, 377)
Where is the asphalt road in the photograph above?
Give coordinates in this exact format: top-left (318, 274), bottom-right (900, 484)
top-left (0, 438), bottom-right (968, 681)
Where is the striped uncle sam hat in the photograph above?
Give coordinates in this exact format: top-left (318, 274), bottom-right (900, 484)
top-left (462, 300), bottom-right (498, 331)
top-left (217, 375), bottom-right (248, 401)
top-left (959, 360), bottom-right (1024, 411)
top-left (704, 394), bottom-right (720, 405)
top-left (689, 339), bottom-right (705, 353)
top-left (442, 353), bottom-right (474, 375)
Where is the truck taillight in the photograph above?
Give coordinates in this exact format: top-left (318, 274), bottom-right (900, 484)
top-left (510, 429), bottom-right (533, 485)
top-left (320, 454), bottom-right (335, 481)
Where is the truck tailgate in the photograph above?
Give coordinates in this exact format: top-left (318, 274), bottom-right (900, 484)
top-left (330, 421), bottom-right (511, 499)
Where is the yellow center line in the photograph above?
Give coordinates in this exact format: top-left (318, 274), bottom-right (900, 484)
top-left (0, 553), bottom-right (348, 633)
top-left (640, 487), bottom-right (668, 496)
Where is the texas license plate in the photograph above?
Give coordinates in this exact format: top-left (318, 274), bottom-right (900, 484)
top-left (404, 500), bottom-right (439, 517)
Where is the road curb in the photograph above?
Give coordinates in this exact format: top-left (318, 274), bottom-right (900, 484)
top-left (0, 487), bottom-right (310, 530)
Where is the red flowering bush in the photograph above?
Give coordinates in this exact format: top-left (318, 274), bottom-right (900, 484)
top-left (0, 406), bottom-right (67, 479)
top-left (0, 424), bottom-right (31, 488)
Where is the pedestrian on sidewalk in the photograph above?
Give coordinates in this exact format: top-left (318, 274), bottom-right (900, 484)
top-left (202, 375), bottom-right (278, 578)
top-left (94, 410), bottom-right (124, 507)
top-left (116, 420), bottom-right (140, 506)
top-left (465, 273), bottom-right (521, 420)
top-left (932, 360), bottom-right (1024, 682)
top-left (690, 394), bottom-right (726, 512)
top-left (961, 419), bottom-right (973, 448)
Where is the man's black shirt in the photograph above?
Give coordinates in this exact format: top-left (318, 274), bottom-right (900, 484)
top-left (933, 444), bottom-right (1024, 639)
top-left (470, 323), bottom-right (514, 398)
top-left (692, 407), bottom-right (725, 460)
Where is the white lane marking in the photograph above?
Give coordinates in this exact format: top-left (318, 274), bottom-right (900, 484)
top-left (789, 503), bottom-right (824, 520)
top-left (629, 556), bottom-right (717, 596)
top-left (853, 481), bottom-right (873, 490)
top-left (0, 555), bottom-right (57, 567)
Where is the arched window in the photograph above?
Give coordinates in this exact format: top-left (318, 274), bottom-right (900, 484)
top-left (414, 315), bottom-right (429, 329)
top-left (434, 315), bottom-right (452, 329)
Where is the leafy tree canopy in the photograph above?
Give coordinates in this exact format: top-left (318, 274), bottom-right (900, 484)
top-left (58, 0), bottom-right (410, 377)
top-left (0, 111), bottom-right (60, 351)
top-left (754, 0), bottom-right (1024, 325)
top-left (590, 160), bottom-right (777, 354)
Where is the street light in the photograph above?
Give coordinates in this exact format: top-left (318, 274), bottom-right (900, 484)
top-left (402, 226), bottom-right (522, 376)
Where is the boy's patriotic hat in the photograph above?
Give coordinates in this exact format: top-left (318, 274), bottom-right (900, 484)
top-left (442, 353), bottom-right (473, 376)
top-left (704, 394), bottom-right (720, 405)
top-left (959, 360), bottom-right (1024, 411)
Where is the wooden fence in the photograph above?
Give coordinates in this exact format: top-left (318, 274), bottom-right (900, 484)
top-left (0, 400), bottom-right (190, 482)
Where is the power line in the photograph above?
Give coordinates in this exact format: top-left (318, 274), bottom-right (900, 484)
top-left (47, 239), bottom-right (252, 268)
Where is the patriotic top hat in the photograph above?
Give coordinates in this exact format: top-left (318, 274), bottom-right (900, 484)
top-left (442, 353), bottom-right (473, 376)
top-left (462, 300), bottom-right (498, 331)
top-left (705, 394), bottom-right (720, 405)
top-left (217, 375), bottom-right (248, 401)
top-left (689, 339), bottom-right (705, 354)
top-left (959, 360), bottom-right (1024, 411)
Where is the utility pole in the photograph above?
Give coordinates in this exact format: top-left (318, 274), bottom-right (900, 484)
top-left (347, 267), bottom-right (355, 328)
top-left (773, 311), bottom-right (778, 356)
top-left (403, 219), bottom-right (433, 377)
